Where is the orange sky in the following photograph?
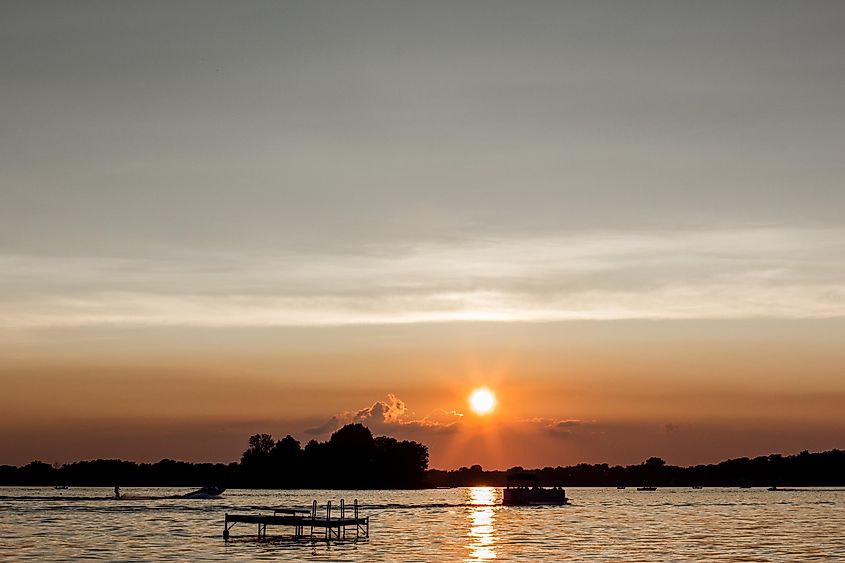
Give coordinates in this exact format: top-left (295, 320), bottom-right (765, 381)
top-left (2, 319), bottom-right (843, 468)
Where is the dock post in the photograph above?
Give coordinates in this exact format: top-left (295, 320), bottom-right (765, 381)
top-left (326, 500), bottom-right (331, 540)
top-left (311, 499), bottom-right (317, 538)
top-left (354, 500), bottom-right (361, 539)
top-left (340, 499), bottom-right (345, 539)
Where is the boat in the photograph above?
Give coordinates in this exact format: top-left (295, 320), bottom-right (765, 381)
top-left (181, 486), bottom-right (226, 499)
top-left (54, 485), bottom-right (69, 490)
top-left (636, 486), bottom-right (657, 491)
top-left (692, 485), bottom-right (703, 489)
top-left (616, 485), bottom-right (626, 489)
top-left (502, 473), bottom-right (568, 506)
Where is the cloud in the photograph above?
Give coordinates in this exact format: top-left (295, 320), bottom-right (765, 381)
top-left (1, 227), bottom-right (844, 328)
top-left (303, 416), bottom-right (340, 437)
top-left (352, 394), bottom-right (406, 425)
top-left (304, 394), bottom-right (463, 439)
top-left (520, 417), bottom-right (600, 438)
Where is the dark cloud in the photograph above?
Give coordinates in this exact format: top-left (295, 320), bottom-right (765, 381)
top-left (519, 417), bottom-right (601, 439)
top-left (303, 416), bottom-right (340, 437)
top-left (304, 394), bottom-right (463, 439)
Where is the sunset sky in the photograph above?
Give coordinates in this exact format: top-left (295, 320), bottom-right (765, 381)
top-left (2, 1), bottom-right (844, 469)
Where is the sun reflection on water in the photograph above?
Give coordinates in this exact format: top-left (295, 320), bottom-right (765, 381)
top-left (466, 487), bottom-right (498, 561)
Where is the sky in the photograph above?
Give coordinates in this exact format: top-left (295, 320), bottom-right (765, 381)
top-left (1, 1), bottom-right (844, 469)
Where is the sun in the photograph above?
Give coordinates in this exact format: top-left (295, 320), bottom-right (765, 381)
top-left (469, 387), bottom-right (497, 415)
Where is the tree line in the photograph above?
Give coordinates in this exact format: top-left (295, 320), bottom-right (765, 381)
top-left (0, 423), bottom-right (429, 488)
top-left (426, 450), bottom-right (845, 487)
top-left (1, 424), bottom-right (842, 488)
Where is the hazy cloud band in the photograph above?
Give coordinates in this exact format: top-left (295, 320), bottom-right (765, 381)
top-left (2, 227), bottom-right (842, 327)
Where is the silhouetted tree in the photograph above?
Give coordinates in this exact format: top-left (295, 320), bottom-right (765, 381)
top-left (374, 436), bottom-right (429, 487)
top-left (328, 424), bottom-right (376, 487)
top-left (271, 435), bottom-right (302, 483)
top-left (240, 433), bottom-right (277, 486)
top-left (242, 434), bottom-right (275, 461)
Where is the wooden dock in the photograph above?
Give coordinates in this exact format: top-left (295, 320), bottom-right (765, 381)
top-left (224, 499), bottom-right (369, 541)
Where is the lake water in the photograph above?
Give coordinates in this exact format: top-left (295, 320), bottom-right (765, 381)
top-left (1, 486), bottom-right (843, 561)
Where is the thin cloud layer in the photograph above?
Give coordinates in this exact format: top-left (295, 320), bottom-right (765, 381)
top-left (1, 227), bottom-right (844, 328)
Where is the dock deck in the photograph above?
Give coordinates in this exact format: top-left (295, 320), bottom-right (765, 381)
top-left (224, 499), bottom-right (369, 541)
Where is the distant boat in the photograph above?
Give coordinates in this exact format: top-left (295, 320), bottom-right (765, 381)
top-left (181, 486), bottom-right (226, 499)
top-left (502, 473), bottom-right (568, 506)
top-left (54, 485), bottom-right (68, 490)
top-left (636, 486), bottom-right (657, 491)
top-left (692, 485), bottom-right (703, 489)
top-left (617, 485), bottom-right (626, 489)
top-left (767, 486), bottom-right (778, 491)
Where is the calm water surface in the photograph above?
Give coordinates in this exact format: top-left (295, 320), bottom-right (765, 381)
top-left (1, 486), bottom-right (843, 561)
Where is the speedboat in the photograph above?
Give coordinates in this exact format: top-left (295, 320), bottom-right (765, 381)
top-left (181, 486), bottom-right (226, 499)
top-left (502, 473), bottom-right (568, 506)
top-left (636, 486), bottom-right (657, 491)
